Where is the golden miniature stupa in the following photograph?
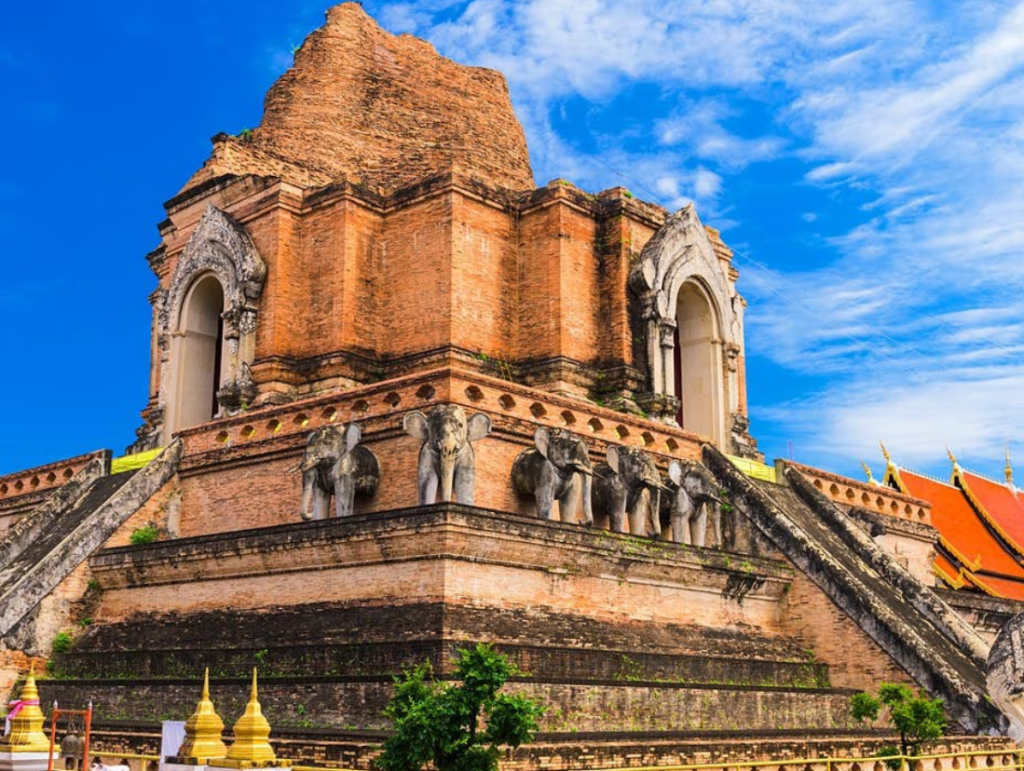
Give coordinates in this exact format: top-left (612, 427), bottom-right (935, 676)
top-left (174, 669), bottom-right (227, 764)
top-left (0, 668), bottom-right (51, 753)
top-left (218, 670), bottom-right (276, 768)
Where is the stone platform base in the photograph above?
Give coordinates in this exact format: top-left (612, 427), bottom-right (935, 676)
top-left (0, 751), bottom-right (59, 771)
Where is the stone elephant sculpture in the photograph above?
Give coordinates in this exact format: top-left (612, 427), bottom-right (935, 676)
top-left (593, 445), bottom-right (668, 537)
top-left (300, 422), bottom-right (380, 520)
top-left (404, 404), bottom-right (492, 505)
top-left (511, 427), bottom-right (594, 524)
top-left (664, 460), bottom-right (723, 546)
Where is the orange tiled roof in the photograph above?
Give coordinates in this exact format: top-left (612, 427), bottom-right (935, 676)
top-left (898, 468), bottom-right (1024, 601)
top-left (959, 469), bottom-right (1024, 557)
top-left (968, 572), bottom-right (1024, 598)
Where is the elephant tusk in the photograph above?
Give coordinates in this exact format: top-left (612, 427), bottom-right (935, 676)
top-left (572, 464), bottom-right (594, 476)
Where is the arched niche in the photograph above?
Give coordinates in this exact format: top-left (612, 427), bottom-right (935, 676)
top-left (628, 204), bottom-right (748, 453)
top-left (173, 274), bottom-right (226, 431)
top-left (673, 279), bottom-right (724, 445)
top-left (154, 205), bottom-right (266, 443)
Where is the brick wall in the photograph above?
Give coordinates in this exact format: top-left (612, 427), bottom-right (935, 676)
top-left (783, 569), bottom-right (914, 690)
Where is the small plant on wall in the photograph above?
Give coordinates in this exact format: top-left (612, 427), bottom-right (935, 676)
top-left (374, 643), bottom-right (544, 771)
top-left (129, 524), bottom-right (160, 545)
top-left (52, 631), bottom-right (73, 653)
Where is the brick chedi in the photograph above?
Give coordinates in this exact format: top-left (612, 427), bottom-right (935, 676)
top-left (3, 2), bottom-right (1023, 767)
top-left (182, 2), bottom-right (534, 195)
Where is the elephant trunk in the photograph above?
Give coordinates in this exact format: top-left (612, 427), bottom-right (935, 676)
top-left (439, 439), bottom-right (459, 502)
top-left (300, 466), bottom-right (319, 520)
top-left (580, 470), bottom-right (594, 526)
top-left (650, 487), bottom-right (662, 537)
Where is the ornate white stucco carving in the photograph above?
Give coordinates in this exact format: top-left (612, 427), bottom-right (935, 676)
top-left (156, 205), bottom-right (267, 442)
top-left (161, 205), bottom-right (266, 336)
top-left (628, 204), bottom-right (746, 449)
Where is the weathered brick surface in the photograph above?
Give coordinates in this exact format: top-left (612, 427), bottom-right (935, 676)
top-left (144, 163), bottom-right (744, 444)
top-left (36, 676), bottom-right (858, 733)
top-left (784, 569), bottom-right (913, 690)
top-left (182, 3), bottom-right (534, 195)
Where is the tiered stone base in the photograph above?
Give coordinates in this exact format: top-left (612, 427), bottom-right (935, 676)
top-left (36, 504), bottom-right (902, 763)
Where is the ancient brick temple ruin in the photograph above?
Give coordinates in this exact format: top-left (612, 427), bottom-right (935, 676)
top-left (3, 3), bottom-right (1024, 768)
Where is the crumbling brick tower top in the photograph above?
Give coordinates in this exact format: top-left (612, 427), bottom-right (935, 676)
top-left (135, 1), bottom-right (758, 460)
top-left (182, 2), bottom-right (535, 194)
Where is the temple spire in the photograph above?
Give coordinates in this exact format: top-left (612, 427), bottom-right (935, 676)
top-left (1006, 445), bottom-right (1014, 486)
top-left (860, 459), bottom-right (877, 485)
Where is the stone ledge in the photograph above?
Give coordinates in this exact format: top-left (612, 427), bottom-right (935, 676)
top-left (91, 503), bottom-right (792, 598)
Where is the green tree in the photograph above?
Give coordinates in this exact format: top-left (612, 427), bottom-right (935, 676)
top-left (375, 643), bottom-right (545, 771)
top-left (851, 683), bottom-right (947, 757)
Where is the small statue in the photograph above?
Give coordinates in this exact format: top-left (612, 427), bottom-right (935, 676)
top-left (593, 445), bottom-right (667, 537)
top-left (511, 428), bottom-right (594, 524)
top-left (404, 404), bottom-right (492, 505)
top-left (299, 423), bottom-right (380, 519)
top-left (664, 460), bottom-right (723, 546)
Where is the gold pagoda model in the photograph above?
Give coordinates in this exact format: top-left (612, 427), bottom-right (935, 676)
top-left (0, 669), bottom-right (57, 771)
top-left (210, 670), bottom-right (282, 770)
top-left (169, 669), bottom-right (228, 765)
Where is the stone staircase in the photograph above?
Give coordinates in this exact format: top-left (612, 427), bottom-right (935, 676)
top-left (0, 441), bottom-right (182, 640)
top-left (704, 445), bottom-right (1003, 734)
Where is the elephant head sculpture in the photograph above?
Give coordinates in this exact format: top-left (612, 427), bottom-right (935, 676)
top-left (593, 445), bottom-right (668, 537)
top-left (511, 427), bottom-right (594, 524)
top-left (300, 422), bottom-right (380, 520)
top-left (404, 404), bottom-right (492, 505)
top-left (665, 460), bottom-right (723, 546)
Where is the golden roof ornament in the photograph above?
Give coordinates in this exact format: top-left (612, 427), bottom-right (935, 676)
top-left (860, 460), bottom-right (877, 485)
top-left (0, 666), bottom-right (52, 753)
top-left (1006, 445), bottom-right (1015, 486)
top-left (175, 668), bottom-right (227, 764)
top-left (947, 446), bottom-right (961, 472)
top-left (220, 669), bottom-right (276, 767)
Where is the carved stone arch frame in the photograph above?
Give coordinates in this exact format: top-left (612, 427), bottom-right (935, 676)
top-left (628, 204), bottom-right (744, 448)
top-left (157, 205), bottom-right (266, 442)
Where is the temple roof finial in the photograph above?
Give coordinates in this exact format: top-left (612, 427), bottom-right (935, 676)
top-left (1006, 445), bottom-right (1014, 486)
top-left (947, 446), bottom-right (960, 470)
top-left (879, 440), bottom-right (892, 464)
top-left (860, 460), bottom-right (877, 485)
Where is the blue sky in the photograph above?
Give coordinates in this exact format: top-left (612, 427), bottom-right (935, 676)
top-left (2, 1), bottom-right (1024, 483)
